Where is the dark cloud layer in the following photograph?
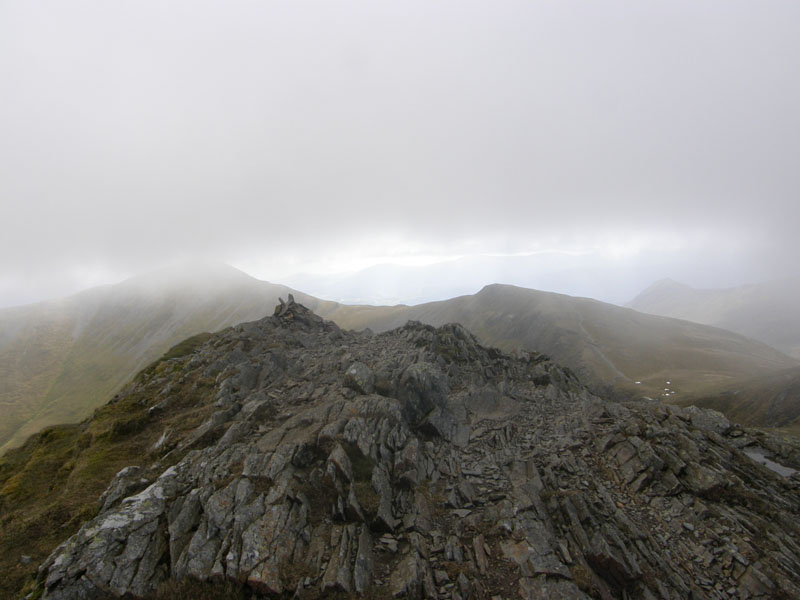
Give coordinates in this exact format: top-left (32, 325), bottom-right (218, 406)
top-left (1, 1), bottom-right (799, 306)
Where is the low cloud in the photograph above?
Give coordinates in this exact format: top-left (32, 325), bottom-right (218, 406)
top-left (1, 1), bottom-right (799, 306)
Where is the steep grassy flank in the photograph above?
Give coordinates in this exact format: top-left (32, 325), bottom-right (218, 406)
top-left (0, 306), bottom-right (76, 454)
top-left (0, 264), bottom-right (337, 454)
top-left (677, 366), bottom-right (800, 434)
top-left (326, 284), bottom-right (799, 401)
top-left (0, 333), bottom-right (221, 598)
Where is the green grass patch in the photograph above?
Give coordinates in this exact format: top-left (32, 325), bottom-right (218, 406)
top-left (352, 480), bottom-right (380, 519)
top-left (163, 332), bottom-right (214, 360)
top-left (140, 331), bottom-right (213, 378)
top-left (298, 471), bottom-right (337, 525)
top-left (338, 441), bottom-right (381, 523)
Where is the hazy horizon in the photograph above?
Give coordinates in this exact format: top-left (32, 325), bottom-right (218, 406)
top-left (2, 258), bottom-right (799, 312)
top-left (2, 1), bottom-right (799, 308)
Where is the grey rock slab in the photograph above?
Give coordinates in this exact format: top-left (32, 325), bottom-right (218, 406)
top-left (397, 361), bottom-right (449, 426)
top-left (354, 525), bottom-right (374, 595)
top-left (98, 465), bottom-right (150, 512)
top-left (344, 361), bottom-right (375, 394)
top-left (683, 405), bottom-right (731, 435)
top-left (390, 552), bottom-right (424, 599)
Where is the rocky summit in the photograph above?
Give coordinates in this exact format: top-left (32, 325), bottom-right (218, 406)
top-left (37, 298), bottom-right (800, 599)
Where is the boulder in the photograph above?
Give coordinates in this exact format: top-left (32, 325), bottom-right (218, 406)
top-left (344, 361), bottom-right (375, 395)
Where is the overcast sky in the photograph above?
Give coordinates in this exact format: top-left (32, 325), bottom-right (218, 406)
top-left (1, 1), bottom-right (799, 308)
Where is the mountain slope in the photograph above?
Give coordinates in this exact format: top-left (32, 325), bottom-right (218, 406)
top-left (326, 283), bottom-right (799, 401)
top-left (4, 299), bottom-right (800, 599)
top-left (0, 263), bottom-right (336, 453)
top-left (629, 277), bottom-right (800, 359)
top-left (679, 366), bottom-right (800, 434)
top-left (4, 274), bottom-right (798, 454)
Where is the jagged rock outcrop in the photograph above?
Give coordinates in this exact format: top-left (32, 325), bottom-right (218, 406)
top-left (38, 298), bottom-right (800, 599)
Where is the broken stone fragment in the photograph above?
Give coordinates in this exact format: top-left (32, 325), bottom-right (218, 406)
top-left (98, 465), bottom-right (150, 512)
top-left (327, 443), bottom-right (354, 482)
top-left (344, 361), bottom-right (375, 395)
top-left (683, 405), bottom-right (731, 435)
top-left (390, 551), bottom-right (424, 598)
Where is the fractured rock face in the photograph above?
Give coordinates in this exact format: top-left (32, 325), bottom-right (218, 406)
top-left (38, 301), bottom-right (800, 599)
top-left (397, 361), bottom-right (449, 427)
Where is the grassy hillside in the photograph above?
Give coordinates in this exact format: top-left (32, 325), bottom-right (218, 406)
top-left (679, 366), bottom-right (800, 434)
top-left (0, 305), bottom-right (76, 454)
top-left (326, 284), bottom-right (799, 401)
top-left (0, 264), bottom-right (336, 454)
top-left (629, 277), bottom-right (800, 359)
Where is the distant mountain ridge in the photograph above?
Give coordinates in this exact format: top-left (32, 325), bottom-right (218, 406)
top-left (1, 268), bottom-right (798, 454)
top-left (325, 283), bottom-right (798, 400)
top-left (629, 277), bottom-right (800, 359)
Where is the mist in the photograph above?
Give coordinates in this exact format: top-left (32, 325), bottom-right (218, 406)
top-left (2, 1), bottom-right (799, 307)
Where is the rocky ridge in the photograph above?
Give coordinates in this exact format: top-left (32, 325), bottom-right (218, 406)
top-left (38, 298), bottom-right (800, 599)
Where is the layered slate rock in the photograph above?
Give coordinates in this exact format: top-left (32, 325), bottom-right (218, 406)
top-left (39, 299), bottom-right (800, 599)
